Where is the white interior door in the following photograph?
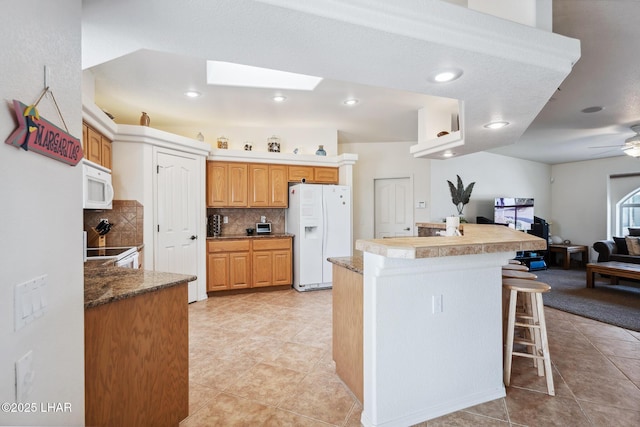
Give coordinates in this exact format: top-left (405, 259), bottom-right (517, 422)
top-left (374, 178), bottom-right (413, 238)
top-left (156, 150), bottom-right (199, 303)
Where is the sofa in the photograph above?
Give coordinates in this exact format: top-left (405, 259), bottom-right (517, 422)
top-left (593, 229), bottom-right (640, 264)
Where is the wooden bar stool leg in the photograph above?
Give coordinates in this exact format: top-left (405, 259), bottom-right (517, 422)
top-left (503, 289), bottom-right (517, 387)
top-left (530, 292), bottom-right (543, 373)
top-left (536, 292), bottom-right (555, 396)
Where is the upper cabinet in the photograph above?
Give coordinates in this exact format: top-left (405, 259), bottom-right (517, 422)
top-left (287, 165), bottom-right (338, 184)
top-left (207, 161), bottom-right (248, 207)
top-left (248, 164), bottom-right (288, 207)
top-left (83, 122), bottom-right (112, 169)
top-left (313, 167), bottom-right (339, 184)
top-left (207, 161), bottom-right (337, 208)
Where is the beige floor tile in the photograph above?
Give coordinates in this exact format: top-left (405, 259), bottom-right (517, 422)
top-left (462, 397), bottom-right (509, 421)
top-left (188, 382), bottom-right (218, 415)
top-left (609, 355), bottom-right (640, 384)
top-left (279, 372), bottom-right (356, 425)
top-left (551, 351), bottom-right (629, 381)
top-left (505, 387), bottom-right (591, 426)
top-left (262, 341), bottom-right (326, 373)
top-left (180, 392), bottom-right (333, 427)
top-left (560, 369), bottom-right (640, 410)
top-left (590, 336), bottom-right (640, 359)
top-left (580, 401), bottom-right (640, 427)
top-left (224, 362), bottom-right (306, 407)
top-left (422, 410), bottom-right (511, 426)
top-left (185, 288), bottom-right (639, 426)
top-left (189, 354), bottom-right (258, 391)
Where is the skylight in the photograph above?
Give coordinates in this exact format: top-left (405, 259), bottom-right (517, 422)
top-left (206, 61), bottom-right (323, 90)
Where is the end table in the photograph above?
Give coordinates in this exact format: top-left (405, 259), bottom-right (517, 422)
top-left (548, 244), bottom-right (589, 269)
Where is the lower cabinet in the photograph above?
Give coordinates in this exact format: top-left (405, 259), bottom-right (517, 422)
top-left (207, 237), bottom-right (292, 291)
top-left (252, 238), bottom-right (292, 287)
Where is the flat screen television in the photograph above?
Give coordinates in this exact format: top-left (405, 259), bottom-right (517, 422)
top-left (494, 198), bottom-right (534, 231)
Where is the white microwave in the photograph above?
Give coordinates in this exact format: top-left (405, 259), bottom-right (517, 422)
top-left (82, 159), bottom-right (114, 209)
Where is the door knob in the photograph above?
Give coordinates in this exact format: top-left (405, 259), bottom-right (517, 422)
top-left (190, 235), bottom-right (198, 240)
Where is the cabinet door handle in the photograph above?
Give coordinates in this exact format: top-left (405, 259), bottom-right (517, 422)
top-left (190, 235), bottom-right (198, 240)
top-left (403, 227), bottom-right (410, 231)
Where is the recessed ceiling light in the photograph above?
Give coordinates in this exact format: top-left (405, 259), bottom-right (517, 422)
top-left (184, 91), bottom-right (201, 98)
top-left (207, 61), bottom-right (323, 90)
top-left (272, 95), bottom-right (287, 102)
top-left (581, 106), bottom-right (604, 113)
top-left (442, 151), bottom-right (455, 158)
top-left (430, 69), bottom-right (463, 83)
top-left (343, 98), bottom-right (359, 106)
top-left (484, 121), bottom-right (509, 129)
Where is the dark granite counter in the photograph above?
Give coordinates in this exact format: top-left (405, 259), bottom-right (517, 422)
top-left (328, 255), bottom-right (363, 275)
top-left (206, 233), bottom-right (293, 240)
top-left (84, 266), bottom-right (196, 309)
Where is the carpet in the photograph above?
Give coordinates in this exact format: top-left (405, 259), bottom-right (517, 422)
top-left (534, 266), bottom-right (640, 332)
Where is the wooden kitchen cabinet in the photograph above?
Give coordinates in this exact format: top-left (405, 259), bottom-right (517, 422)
top-left (206, 161), bottom-right (228, 207)
top-left (287, 165), bottom-right (339, 184)
top-left (207, 161), bottom-right (248, 207)
top-left (228, 162), bottom-right (248, 207)
top-left (252, 237), bottom-right (292, 287)
top-left (248, 163), bottom-right (269, 207)
top-left (207, 240), bottom-right (251, 290)
top-left (314, 166), bottom-right (339, 184)
top-left (287, 165), bottom-right (314, 182)
top-left (207, 237), bottom-right (292, 292)
top-left (82, 122), bottom-right (112, 169)
top-left (248, 163), bottom-right (288, 207)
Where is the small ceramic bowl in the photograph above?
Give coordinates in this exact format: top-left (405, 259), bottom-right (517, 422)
top-left (246, 228), bottom-right (255, 235)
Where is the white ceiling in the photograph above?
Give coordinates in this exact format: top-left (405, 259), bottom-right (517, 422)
top-left (82, 0), bottom-right (626, 165)
top-left (491, 0), bottom-right (640, 164)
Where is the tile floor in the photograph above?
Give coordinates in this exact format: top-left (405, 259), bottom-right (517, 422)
top-left (180, 288), bottom-right (640, 426)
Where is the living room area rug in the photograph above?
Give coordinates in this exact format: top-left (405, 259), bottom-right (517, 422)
top-left (535, 266), bottom-right (640, 332)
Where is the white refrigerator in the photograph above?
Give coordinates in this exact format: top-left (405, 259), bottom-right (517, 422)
top-left (286, 184), bottom-right (352, 291)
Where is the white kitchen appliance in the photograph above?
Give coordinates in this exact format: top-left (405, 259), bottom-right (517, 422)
top-left (82, 159), bottom-right (114, 209)
top-left (85, 246), bottom-right (139, 269)
top-left (286, 184), bottom-right (352, 291)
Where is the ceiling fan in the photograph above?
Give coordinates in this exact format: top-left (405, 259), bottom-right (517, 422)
top-left (589, 124), bottom-right (640, 157)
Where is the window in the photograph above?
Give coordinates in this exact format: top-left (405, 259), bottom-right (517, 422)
top-left (617, 188), bottom-right (640, 236)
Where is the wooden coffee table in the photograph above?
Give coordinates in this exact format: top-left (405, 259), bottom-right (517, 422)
top-left (586, 261), bottom-right (640, 288)
top-left (548, 244), bottom-right (589, 269)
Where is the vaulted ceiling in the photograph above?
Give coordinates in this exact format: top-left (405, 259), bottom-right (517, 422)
top-left (81, 0), bottom-right (634, 165)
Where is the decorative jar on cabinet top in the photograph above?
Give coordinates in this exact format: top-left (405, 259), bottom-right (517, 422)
top-left (139, 112), bottom-right (150, 126)
top-left (217, 136), bottom-right (228, 149)
top-left (267, 135), bottom-right (280, 152)
top-left (315, 145), bottom-right (326, 156)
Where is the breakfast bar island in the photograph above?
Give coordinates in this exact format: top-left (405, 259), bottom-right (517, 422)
top-left (338, 224), bottom-right (546, 427)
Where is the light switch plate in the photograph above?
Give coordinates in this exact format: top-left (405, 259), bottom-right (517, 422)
top-left (14, 275), bottom-right (48, 331)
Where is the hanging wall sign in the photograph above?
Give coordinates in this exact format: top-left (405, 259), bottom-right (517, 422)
top-left (5, 99), bottom-right (83, 166)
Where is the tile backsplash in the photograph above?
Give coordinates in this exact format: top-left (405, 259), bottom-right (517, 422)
top-left (208, 208), bottom-right (285, 235)
top-left (84, 200), bottom-right (144, 247)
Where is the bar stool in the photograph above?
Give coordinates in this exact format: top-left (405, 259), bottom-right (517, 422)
top-left (502, 278), bottom-right (555, 396)
top-left (501, 270), bottom-right (537, 280)
top-left (502, 263), bottom-right (529, 272)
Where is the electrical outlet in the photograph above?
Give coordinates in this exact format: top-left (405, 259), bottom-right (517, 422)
top-left (16, 350), bottom-right (35, 402)
top-left (223, 216), bottom-right (229, 224)
top-left (432, 294), bottom-right (444, 314)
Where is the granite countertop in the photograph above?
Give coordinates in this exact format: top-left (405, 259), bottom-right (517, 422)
top-left (84, 266), bottom-right (196, 309)
top-left (356, 224), bottom-right (547, 259)
top-left (327, 255), bottom-right (363, 274)
top-left (206, 233), bottom-right (293, 240)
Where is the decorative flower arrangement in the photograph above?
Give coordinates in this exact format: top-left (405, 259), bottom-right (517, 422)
top-left (447, 175), bottom-right (475, 217)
